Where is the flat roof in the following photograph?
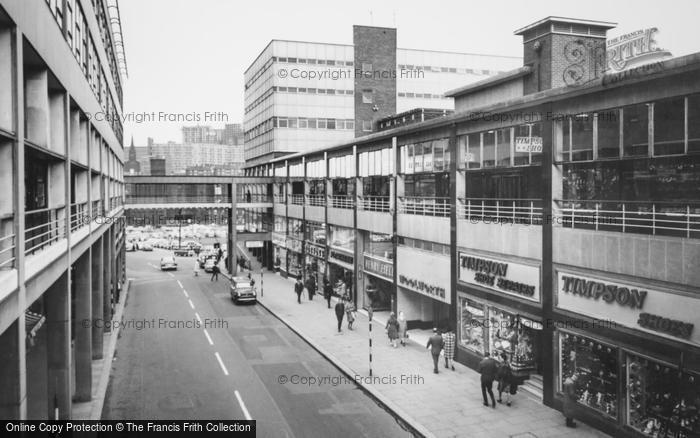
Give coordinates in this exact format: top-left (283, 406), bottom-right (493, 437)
top-left (514, 16), bottom-right (617, 35)
top-left (445, 66), bottom-right (532, 97)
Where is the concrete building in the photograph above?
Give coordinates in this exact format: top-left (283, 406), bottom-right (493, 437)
top-left (0, 0), bottom-right (126, 419)
top-left (222, 123), bottom-right (243, 145)
top-left (241, 17), bottom-right (700, 438)
top-left (243, 26), bottom-right (522, 165)
top-left (130, 140), bottom-right (245, 176)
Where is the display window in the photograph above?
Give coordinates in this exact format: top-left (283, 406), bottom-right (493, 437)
top-left (626, 353), bottom-right (700, 437)
top-left (459, 297), bottom-right (486, 355)
top-left (365, 232), bottom-right (392, 260)
top-left (489, 308), bottom-right (517, 359)
top-left (287, 251), bottom-right (303, 278)
top-left (363, 275), bottom-right (392, 311)
top-left (288, 218), bottom-right (303, 239)
top-left (329, 263), bottom-right (353, 299)
top-left (274, 215), bottom-right (287, 233)
top-left (559, 332), bottom-right (618, 418)
top-left (329, 225), bottom-right (354, 251)
top-left (276, 247), bottom-right (287, 271)
top-left (304, 221), bottom-right (326, 245)
top-left (305, 254), bottom-right (326, 285)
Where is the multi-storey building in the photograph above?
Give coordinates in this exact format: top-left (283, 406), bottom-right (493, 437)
top-left (243, 26), bottom-right (522, 165)
top-left (242, 17), bottom-right (700, 438)
top-left (129, 140), bottom-right (245, 175)
top-left (0, 0), bottom-right (127, 419)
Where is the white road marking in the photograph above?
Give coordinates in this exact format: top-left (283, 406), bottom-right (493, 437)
top-left (214, 352), bottom-right (229, 375)
top-left (203, 329), bottom-right (214, 345)
top-left (234, 390), bottom-right (252, 420)
top-left (167, 272), bottom-right (174, 278)
top-left (182, 289), bottom-right (189, 298)
top-left (188, 299), bottom-right (195, 309)
top-left (148, 263), bottom-right (157, 269)
top-left (177, 280), bottom-right (183, 288)
top-left (195, 312), bottom-right (202, 324)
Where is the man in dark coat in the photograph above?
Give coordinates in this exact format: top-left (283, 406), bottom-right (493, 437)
top-left (210, 262), bottom-right (220, 282)
top-left (294, 278), bottom-right (304, 304)
top-left (306, 275), bottom-right (316, 301)
top-left (563, 373), bottom-right (579, 427)
top-left (426, 328), bottom-right (444, 374)
top-left (323, 277), bottom-right (333, 309)
top-left (334, 299), bottom-right (345, 332)
top-left (478, 352), bottom-right (498, 408)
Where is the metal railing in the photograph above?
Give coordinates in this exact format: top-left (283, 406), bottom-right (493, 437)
top-left (398, 197), bottom-right (451, 217)
top-left (357, 196), bottom-right (391, 213)
top-left (273, 194), bottom-right (286, 204)
top-left (92, 200), bottom-right (103, 218)
top-left (70, 202), bottom-right (88, 232)
top-left (290, 194), bottom-right (305, 205)
top-left (554, 200), bottom-right (700, 239)
top-left (25, 208), bottom-right (66, 255)
top-left (305, 194), bottom-right (326, 207)
top-left (124, 196), bottom-right (231, 205)
top-left (237, 193), bottom-right (272, 203)
top-left (329, 195), bottom-right (354, 209)
top-left (460, 198), bottom-right (543, 225)
top-left (0, 232), bottom-right (15, 269)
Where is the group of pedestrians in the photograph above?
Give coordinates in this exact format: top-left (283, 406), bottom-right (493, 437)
top-left (423, 327), bottom-right (456, 373)
top-left (478, 352), bottom-right (519, 409)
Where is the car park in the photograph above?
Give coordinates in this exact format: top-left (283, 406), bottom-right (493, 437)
top-left (160, 256), bottom-right (177, 271)
top-left (229, 276), bottom-right (257, 303)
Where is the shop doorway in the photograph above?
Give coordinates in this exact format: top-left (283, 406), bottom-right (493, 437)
top-left (432, 301), bottom-right (450, 330)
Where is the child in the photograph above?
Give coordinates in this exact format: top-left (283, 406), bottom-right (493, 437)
top-left (193, 259), bottom-right (200, 276)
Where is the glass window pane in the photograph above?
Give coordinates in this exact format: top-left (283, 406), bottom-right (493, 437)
top-left (496, 128), bottom-right (511, 167)
top-left (654, 98), bottom-right (685, 156)
top-left (690, 94), bottom-right (700, 153)
top-left (483, 131), bottom-right (496, 168)
top-left (433, 141), bottom-right (444, 172)
top-left (571, 114), bottom-right (594, 161)
top-left (623, 103), bottom-right (649, 157)
top-left (530, 123), bottom-right (543, 165)
top-left (414, 143), bottom-right (424, 173)
top-left (467, 133), bottom-right (481, 169)
top-left (422, 142), bottom-right (433, 172)
top-left (598, 110), bottom-right (620, 159)
top-left (514, 125), bottom-right (531, 166)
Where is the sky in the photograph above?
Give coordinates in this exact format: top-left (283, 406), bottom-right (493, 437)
top-left (119, 0), bottom-right (700, 146)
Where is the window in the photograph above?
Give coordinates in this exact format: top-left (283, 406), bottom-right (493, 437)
top-left (299, 118), bottom-right (308, 129)
top-left (288, 118), bottom-right (298, 129)
top-left (345, 120), bottom-right (354, 130)
top-left (514, 125), bottom-right (531, 166)
top-left (362, 89), bottom-right (373, 104)
top-left (287, 57), bottom-right (297, 63)
top-left (598, 110), bottom-right (620, 158)
top-left (326, 89), bottom-right (335, 95)
top-left (308, 119), bottom-right (317, 129)
top-left (467, 133), bottom-right (481, 169)
top-left (496, 128), bottom-right (511, 167)
top-left (483, 131), bottom-right (496, 168)
top-left (317, 88), bottom-right (326, 94)
top-left (654, 98), bottom-right (685, 156)
top-left (623, 103), bottom-right (650, 157)
top-left (326, 119), bottom-right (336, 130)
top-left (278, 118), bottom-right (288, 128)
top-left (307, 88), bottom-right (316, 94)
top-left (362, 120), bottom-right (372, 132)
top-left (690, 95), bottom-right (700, 153)
top-left (287, 87), bottom-right (297, 93)
top-left (565, 114), bottom-right (594, 161)
top-left (318, 119), bottom-right (327, 129)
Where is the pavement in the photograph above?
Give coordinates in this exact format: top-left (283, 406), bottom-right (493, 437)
top-left (233, 267), bottom-right (611, 438)
top-left (100, 250), bottom-right (411, 438)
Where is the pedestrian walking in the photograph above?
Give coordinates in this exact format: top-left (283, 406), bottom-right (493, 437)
top-left (397, 311), bottom-right (408, 346)
top-left (497, 353), bottom-right (516, 406)
top-left (479, 352), bottom-right (498, 408)
top-left (345, 300), bottom-right (356, 330)
top-left (385, 312), bottom-right (400, 348)
top-left (210, 262), bottom-right (220, 282)
top-left (247, 272), bottom-right (255, 287)
top-left (563, 373), bottom-right (579, 428)
top-left (306, 275), bottom-right (316, 301)
top-left (294, 278), bottom-right (304, 304)
top-left (335, 279), bottom-right (347, 300)
top-left (334, 299), bottom-right (345, 333)
top-left (442, 327), bottom-right (456, 370)
top-left (193, 259), bottom-right (200, 277)
top-left (426, 328), bottom-right (444, 374)
top-left (323, 277), bottom-right (333, 309)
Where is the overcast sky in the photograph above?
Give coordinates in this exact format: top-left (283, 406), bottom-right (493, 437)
top-left (119, 0), bottom-right (700, 145)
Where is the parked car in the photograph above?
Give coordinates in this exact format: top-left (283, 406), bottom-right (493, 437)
top-left (203, 258), bottom-right (216, 273)
top-left (125, 242), bottom-right (135, 252)
top-left (140, 243), bottom-right (153, 251)
top-left (229, 276), bottom-right (257, 303)
top-left (160, 256), bottom-right (177, 271)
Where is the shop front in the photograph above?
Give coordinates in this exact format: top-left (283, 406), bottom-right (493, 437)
top-left (456, 251), bottom-right (543, 378)
top-left (554, 269), bottom-right (700, 438)
top-left (304, 242), bottom-right (326, 287)
top-left (328, 248), bottom-right (354, 300)
top-left (272, 231), bottom-right (286, 273)
top-left (396, 245), bottom-right (450, 329)
top-left (286, 237), bottom-right (303, 279)
top-left (361, 255), bottom-right (394, 311)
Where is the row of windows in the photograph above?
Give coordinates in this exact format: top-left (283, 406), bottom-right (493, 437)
top-left (274, 56), bottom-right (353, 67)
top-left (398, 237), bottom-right (451, 256)
top-left (397, 64), bottom-right (501, 76)
top-left (275, 117), bottom-right (355, 130)
top-left (459, 124), bottom-right (543, 170)
top-left (245, 86), bottom-right (355, 114)
top-left (244, 118), bottom-right (275, 142)
top-left (398, 92), bottom-right (451, 100)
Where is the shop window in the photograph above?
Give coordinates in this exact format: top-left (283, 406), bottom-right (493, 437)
top-left (689, 94), bottom-right (700, 153)
top-left (496, 128), bottom-right (511, 167)
top-left (329, 225), bottom-right (354, 251)
top-left (654, 98), bottom-right (685, 156)
top-left (564, 114), bottom-right (594, 161)
top-left (482, 131), bottom-right (496, 168)
top-left (559, 333), bottom-right (618, 418)
top-left (514, 125), bottom-right (531, 166)
top-left (433, 141), bottom-right (445, 172)
top-left (624, 103), bottom-right (650, 157)
top-left (459, 298), bottom-right (486, 354)
top-left (288, 218), bottom-right (303, 239)
top-left (598, 109), bottom-right (621, 159)
top-left (365, 232), bottom-right (392, 259)
top-left (627, 353), bottom-right (700, 437)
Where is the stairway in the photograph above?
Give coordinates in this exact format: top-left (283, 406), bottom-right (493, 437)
top-left (519, 373), bottom-right (543, 402)
top-left (235, 241), bottom-right (263, 271)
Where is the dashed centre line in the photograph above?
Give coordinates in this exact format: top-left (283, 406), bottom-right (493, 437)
top-left (188, 299), bottom-right (195, 309)
top-left (203, 329), bottom-right (214, 345)
top-left (195, 312), bottom-right (202, 324)
top-left (177, 280), bottom-right (183, 288)
top-left (214, 352), bottom-right (229, 375)
top-left (182, 289), bottom-right (189, 298)
top-left (235, 390), bottom-right (252, 420)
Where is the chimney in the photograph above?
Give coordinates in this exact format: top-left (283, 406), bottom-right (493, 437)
top-left (514, 17), bottom-right (616, 93)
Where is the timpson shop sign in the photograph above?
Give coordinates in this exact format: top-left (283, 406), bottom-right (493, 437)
top-left (557, 272), bottom-right (698, 347)
top-left (458, 252), bottom-right (540, 302)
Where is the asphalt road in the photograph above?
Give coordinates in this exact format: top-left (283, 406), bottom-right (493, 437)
top-left (102, 249), bottom-right (411, 438)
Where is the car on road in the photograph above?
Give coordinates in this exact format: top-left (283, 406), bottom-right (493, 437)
top-left (229, 276), bottom-right (257, 303)
top-left (160, 256), bottom-right (177, 271)
top-left (140, 243), bottom-right (153, 251)
top-left (203, 258), bottom-right (216, 273)
top-left (125, 242), bottom-right (135, 252)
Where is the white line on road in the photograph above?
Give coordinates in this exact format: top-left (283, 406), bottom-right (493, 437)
top-left (234, 390), bottom-right (252, 420)
top-left (167, 272), bottom-right (174, 278)
top-left (148, 263), bottom-right (157, 269)
top-left (182, 289), bottom-right (189, 298)
top-left (177, 280), bottom-right (183, 288)
top-left (188, 299), bottom-right (195, 309)
top-left (203, 329), bottom-right (214, 345)
top-left (195, 312), bottom-right (202, 323)
top-left (214, 352), bottom-right (229, 376)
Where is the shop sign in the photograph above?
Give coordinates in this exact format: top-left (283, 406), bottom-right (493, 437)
top-left (329, 249), bottom-right (354, 267)
top-left (287, 237), bottom-right (303, 253)
top-left (515, 137), bottom-right (543, 153)
top-left (246, 241), bottom-right (263, 248)
top-left (557, 272), bottom-right (699, 347)
top-left (399, 275), bottom-right (446, 301)
top-left (306, 243), bottom-right (326, 260)
top-left (458, 252), bottom-right (540, 302)
top-left (272, 232), bottom-right (286, 248)
top-left (397, 246), bottom-right (451, 304)
top-left (363, 255), bottom-right (393, 280)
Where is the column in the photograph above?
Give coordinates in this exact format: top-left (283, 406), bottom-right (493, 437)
top-left (228, 181), bottom-right (237, 276)
top-left (73, 250), bottom-right (92, 401)
top-left (0, 320), bottom-right (27, 418)
top-left (91, 237), bottom-right (103, 358)
top-left (45, 273), bottom-right (71, 420)
top-left (102, 228), bottom-right (112, 332)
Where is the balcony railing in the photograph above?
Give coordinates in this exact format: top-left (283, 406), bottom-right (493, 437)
top-left (357, 196), bottom-right (391, 213)
top-left (460, 198), bottom-right (543, 225)
top-left (0, 231), bottom-right (15, 270)
top-left (25, 207), bottom-right (66, 255)
top-left (92, 200), bottom-right (103, 218)
top-left (237, 193), bottom-right (272, 203)
top-left (290, 194), bottom-right (305, 205)
top-left (554, 200), bottom-right (700, 239)
top-left (330, 195), bottom-right (354, 209)
top-left (70, 202), bottom-right (88, 232)
top-left (398, 197), bottom-right (451, 217)
top-left (273, 194), bottom-right (286, 204)
top-left (306, 194), bottom-right (326, 207)
top-left (124, 196), bottom-right (231, 205)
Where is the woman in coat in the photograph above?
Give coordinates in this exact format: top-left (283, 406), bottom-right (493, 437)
top-left (563, 373), bottom-right (579, 428)
top-left (442, 327), bottom-right (456, 370)
top-left (397, 311), bottom-right (408, 346)
top-left (497, 353), bottom-right (514, 406)
top-left (345, 300), bottom-right (356, 330)
top-left (386, 312), bottom-right (400, 347)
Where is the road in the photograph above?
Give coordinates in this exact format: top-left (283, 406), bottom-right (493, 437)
top-left (102, 249), bottom-right (411, 438)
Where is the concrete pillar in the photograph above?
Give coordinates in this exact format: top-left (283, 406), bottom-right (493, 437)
top-left (228, 181), bottom-right (237, 276)
top-left (0, 320), bottom-right (27, 418)
top-left (73, 250), bottom-right (92, 401)
top-left (45, 273), bottom-right (71, 420)
top-left (102, 229), bottom-right (112, 332)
